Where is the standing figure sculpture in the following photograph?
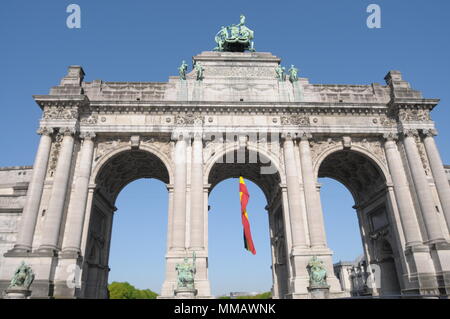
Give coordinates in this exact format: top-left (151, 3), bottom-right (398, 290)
top-left (288, 64), bottom-right (299, 83)
top-left (238, 14), bottom-right (246, 26)
top-left (178, 60), bottom-right (188, 80)
top-left (9, 261), bottom-right (35, 290)
top-left (175, 252), bottom-right (196, 289)
top-left (275, 65), bottom-right (286, 82)
top-left (307, 256), bottom-right (328, 288)
top-left (194, 63), bottom-right (204, 81)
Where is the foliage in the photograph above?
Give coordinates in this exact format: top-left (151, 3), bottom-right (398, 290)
top-left (108, 282), bottom-right (158, 299)
top-left (236, 291), bottom-right (272, 299)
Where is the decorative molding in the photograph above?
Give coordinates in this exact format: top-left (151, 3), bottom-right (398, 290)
top-left (352, 137), bottom-right (387, 166)
top-left (80, 114), bottom-right (98, 124)
top-left (43, 106), bottom-right (79, 120)
top-left (48, 133), bottom-right (64, 177)
top-left (398, 108), bottom-right (431, 122)
top-left (94, 136), bottom-right (128, 162)
top-left (175, 114), bottom-right (204, 126)
top-left (83, 102), bottom-right (391, 118)
top-left (280, 115), bottom-right (310, 126)
top-left (310, 138), bottom-right (339, 164)
top-left (379, 116), bottom-right (396, 127)
top-left (415, 137), bottom-right (432, 176)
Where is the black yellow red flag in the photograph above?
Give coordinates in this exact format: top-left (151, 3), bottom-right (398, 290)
top-left (239, 176), bottom-right (256, 255)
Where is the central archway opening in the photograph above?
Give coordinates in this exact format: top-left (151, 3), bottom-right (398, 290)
top-left (207, 148), bottom-right (286, 298)
top-left (82, 149), bottom-right (170, 298)
top-left (108, 178), bottom-right (167, 298)
top-left (317, 149), bottom-right (402, 297)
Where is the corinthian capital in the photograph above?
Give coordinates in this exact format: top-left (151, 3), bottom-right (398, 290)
top-left (402, 129), bottom-right (419, 138)
top-left (37, 127), bottom-right (54, 136)
top-left (60, 127), bottom-right (77, 136)
top-left (299, 132), bottom-right (313, 141)
top-left (80, 131), bottom-right (96, 141)
top-left (382, 132), bottom-right (398, 142)
top-left (422, 128), bottom-right (438, 138)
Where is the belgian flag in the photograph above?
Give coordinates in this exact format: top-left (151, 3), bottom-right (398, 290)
top-left (239, 176), bottom-right (256, 255)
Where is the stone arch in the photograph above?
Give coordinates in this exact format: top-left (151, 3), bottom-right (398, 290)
top-left (81, 146), bottom-right (172, 298)
top-left (313, 145), bottom-right (390, 206)
top-left (315, 146), bottom-right (403, 297)
top-left (205, 146), bottom-right (288, 298)
top-left (313, 144), bottom-right (391, 186)
top-left (205, 145), bottom-right (282, 202)
top-left (91, 144), bottom-right (174, 189)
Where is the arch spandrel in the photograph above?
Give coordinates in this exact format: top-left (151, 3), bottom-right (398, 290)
top-left (313, 142), bottom-right (391, 186)
top-left (316, 147), bottom-right (389, 206)
top-left (204, 143), bottom-right (284, 183)
top-left (205, 147), bottom-right (282, 204)
top-left (91, 146), bottom-right (172, 203)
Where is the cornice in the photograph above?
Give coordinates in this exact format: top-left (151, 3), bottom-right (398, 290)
top-left (82, 100), bottom-right (390, 116)
top-left (33, 95), bottom-right (90, 110)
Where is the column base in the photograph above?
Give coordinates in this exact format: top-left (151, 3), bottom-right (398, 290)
top-left (3, 287), bottom-right (31, 299)
top-left (174, 287), bottom-right (198, 299)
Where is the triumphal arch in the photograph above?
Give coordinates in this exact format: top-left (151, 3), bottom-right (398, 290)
top-left (1, 17), bottom-right (450, 299)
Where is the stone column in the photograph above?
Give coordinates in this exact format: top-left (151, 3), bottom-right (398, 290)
top-left (383, 133), bottom-right (423, 246)
top-left (422, 129), bottom-right (450, 231)
top-left (298, 133), bottom-right (327, 248)
top-left (402, 130), bottom-right (444, 242)
top-left (171, 133), bottom-right (187, 251)
top-left (13, 127), bottom-right (54, 252)
top-left (190, 133), bottom-right (204, 250)
top-left (282, 134), bottom-right (307, 248)
top-left (61, 132), bottom-right (96, 255)
top-left (38, 127), bottom-right (76, 252)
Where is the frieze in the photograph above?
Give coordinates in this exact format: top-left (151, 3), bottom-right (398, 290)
top-left (80, 114), bottom-right (99, 124)
top-left (203, 66), bottom-right (275, 78)
top-left (280, 115), bottom-right (310, 126)
top-left (398, 108), bottom-right (431, 122)
top-left (175, 114), bottom-right (204, 126)
top-left (43, 106), bottom-right (79, 120)
top-left (378, 116), bottom-right (396, 127)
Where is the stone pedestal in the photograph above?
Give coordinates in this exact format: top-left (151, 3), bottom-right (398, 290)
top-left (308, 285), bottom-right (330, 299)
top-left (174, 287), bottom-right (198, 299)
top-left (3, 287), bottom-right (31, 299)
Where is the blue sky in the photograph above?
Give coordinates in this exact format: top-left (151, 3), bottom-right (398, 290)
top-left (1, 1), bottom-right (449, 296)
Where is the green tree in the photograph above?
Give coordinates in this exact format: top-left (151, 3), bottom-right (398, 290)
top-left (108, 282), bottom-right (158, 299)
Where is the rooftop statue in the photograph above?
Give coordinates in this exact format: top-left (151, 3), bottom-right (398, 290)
top-left (288, 64), bottom-right (299, 83)
top-left (9, 261), bottom-right (35, 290)
top-left (275, 65), bottom-right (286, 82)
top-left (178, 60), bottom-right (188, 80)
top-left (214, 14), bottom-right (255, 52)
top-left (194, 62), bottom-right (204, 81)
